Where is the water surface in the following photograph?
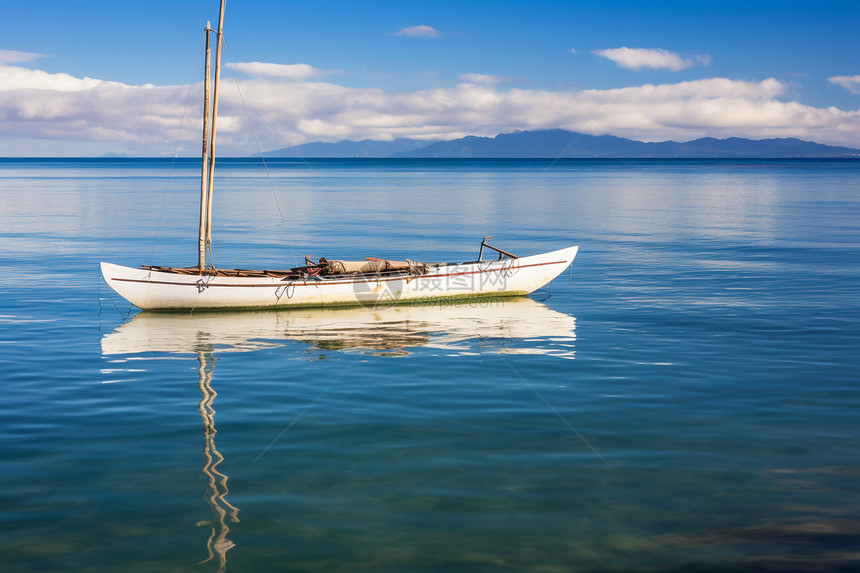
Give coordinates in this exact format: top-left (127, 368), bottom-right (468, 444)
top-left (1, 158), bottom-right (858, 572)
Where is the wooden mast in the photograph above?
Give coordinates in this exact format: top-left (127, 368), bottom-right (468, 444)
top-left (198, 22), bottom-right (212, 273)
top-left (204, 0), bottom-right (226, 266)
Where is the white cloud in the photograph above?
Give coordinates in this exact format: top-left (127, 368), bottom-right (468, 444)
top-left (0, 63), bottom-right (189, 154)
top-left (0, 49), bottom-right (48, 64)
top-left (594, 47), bottom-right (710, 71)
top-left (0, 65), bottom-right (107, 92)
top-left (204, 76), bottom-right (860, 151)
top-left (2, 60), bottom-right (859, 156)
top-left (231, 62), bottom-right (336, 81)
top-left (829, 75), bottom-right (860, 94)
top-left (458, 73), bottom-right (522, 86)
top-left (391, 25), bottom-right (439, 38)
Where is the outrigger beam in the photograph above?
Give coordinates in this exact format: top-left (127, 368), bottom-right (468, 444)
top-left (478, 236), bottom-right (518, 261)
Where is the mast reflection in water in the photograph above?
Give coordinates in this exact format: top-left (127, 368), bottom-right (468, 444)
top-left (195, 351), bottom-right (239, 572)
top-left (100, 297), bottom-right (576, 570)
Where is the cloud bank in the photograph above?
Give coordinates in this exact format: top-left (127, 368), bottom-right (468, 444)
top-left (594, 47), bottom-right (711, 71)
top-left (1, 59), bottom-right (859, 156)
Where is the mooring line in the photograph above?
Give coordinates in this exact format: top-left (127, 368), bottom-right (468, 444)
top-left (98, 264), bottom-right (134, 323)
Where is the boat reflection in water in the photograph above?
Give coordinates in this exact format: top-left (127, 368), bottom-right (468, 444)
top-left (101, 297), bottom-right (577, 359)
top-left (100, 296), bottom-right (575, 570)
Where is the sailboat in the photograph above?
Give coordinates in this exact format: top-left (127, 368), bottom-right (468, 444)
top-left (99, 0), bottom-right (578, 312)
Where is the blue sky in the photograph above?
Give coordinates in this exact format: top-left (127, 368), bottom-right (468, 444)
top-left (1, 0), bottom-right (859, 155)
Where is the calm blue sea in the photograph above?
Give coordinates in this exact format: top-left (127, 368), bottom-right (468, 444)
top-left (1, 157), bottom-right (858, 572)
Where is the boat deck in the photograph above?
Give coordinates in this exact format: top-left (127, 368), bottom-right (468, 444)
top-left (139, 262), bottom-right (450, 280)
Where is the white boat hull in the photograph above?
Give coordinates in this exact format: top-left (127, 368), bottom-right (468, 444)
top-left (100, 246), bottom-right (578, 311)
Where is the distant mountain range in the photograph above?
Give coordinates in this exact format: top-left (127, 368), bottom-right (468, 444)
top-left (265, 138), bottom-right (431, 158)
top-left (264, 129), bottom-right (860, 159)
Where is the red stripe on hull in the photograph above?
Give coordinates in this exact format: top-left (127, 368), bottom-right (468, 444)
top-left (110, 260), bottom-right (569, 288)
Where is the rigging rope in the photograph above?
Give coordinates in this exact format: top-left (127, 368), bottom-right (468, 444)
top-left (148, 29), bottom-right (207, 267)
top-left (251, 114), bottom-right (387, 242)
top-left (262, 117), bottom-right (386, 242)
top-left (222, 38), bottom-right (299, 267)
